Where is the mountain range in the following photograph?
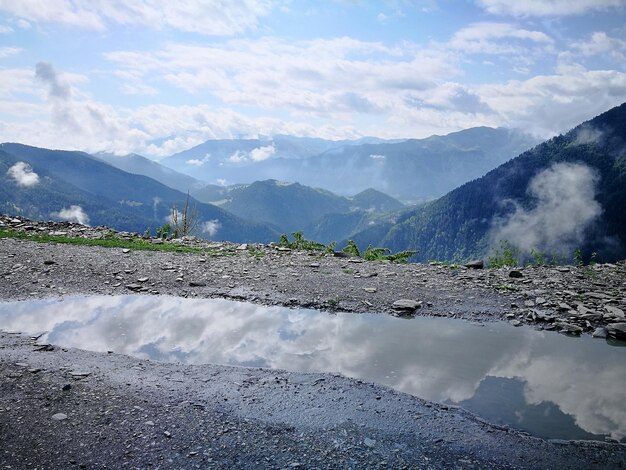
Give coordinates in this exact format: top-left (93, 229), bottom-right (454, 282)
top-left (161, 128), bottom-right (539, 201)
top-left (94, 152), bottom-right (205, 194)
top-left (346, 103), bottom-right (626, 263)
top-left (190, 180), bottom-right (404, 235)
top-left (0, 143), bottom-right (277, 243)
top-left (2, 104), bottom-right (624, 263)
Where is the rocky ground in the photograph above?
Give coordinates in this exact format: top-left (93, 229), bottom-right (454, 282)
top-left (1, 214), bottom-right (625, 468)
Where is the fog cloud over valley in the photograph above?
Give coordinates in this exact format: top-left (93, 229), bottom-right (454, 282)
top-left (51, 205), bottom-right (90, 226)
top-left (7, 162), bottom-right (39, 187)
top-left (490, 163), bottom-right (602, 256)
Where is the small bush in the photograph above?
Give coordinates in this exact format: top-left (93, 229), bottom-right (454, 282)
top-left (488, 241), bottom-right (519, 268)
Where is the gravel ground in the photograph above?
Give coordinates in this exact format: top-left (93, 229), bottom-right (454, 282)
top-left (1, 217), bottom-right (626, 468)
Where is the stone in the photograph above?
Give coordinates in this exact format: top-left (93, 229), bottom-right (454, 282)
top-left (364, 438), bottom-right (376, 448)
top-left (150, 238), bottom-right (163, 245)
top-left (121, 249), bottom-right (130, 254)
top-left (69, 371), bottom-right (91, 378)
top-left (137, 277), bottom-right (149, 283)
top-left (51, 413), bottom-right (67, 421)
top-left (605, 305), bottom-right (625, 318)
top-left (555, 322), bottom-right (583, 336)
top-left (363, 287), bottom-right (377, 293)
top-left (464, 260), bottom-right (484, 269)
top-left (509, 270), bottom-right (523, 278)
top-left (188, 281), bottom-right (207, 287)
top-left (43, 260), bottom-right (56, 265)
top-left (606, 323), bottom-right (626, 340)
top-left (237, 244), bottom-right (248, 250)
top-left (125, 284), bottom-right (142, 291)
top-left (392, 299), bottom-right (422, 311)
top-left (592, 327), bottom-right (608, 339)
top-left (509, 320), bottom-right (521, 327)
top-left (62, 384), bottom-right (72, 391)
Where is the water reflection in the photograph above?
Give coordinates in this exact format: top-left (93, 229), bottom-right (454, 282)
top-left (0, 295), bottom-right (624, 442)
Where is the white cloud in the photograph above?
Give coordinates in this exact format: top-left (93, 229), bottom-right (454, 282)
top-left (0, 46), bottom-right (22, 58)
top-left (369, 154), bottom-right (386, 160)
top-left (0, 24), bottom-right (13, 33)
top-left (249, 143), bottom-right (276, 161)
top-left (449, 22), bottom-right (553, 55)
top-left (186, 154), bottom-right (210, 166)
top-left (575, 125), bottom-right (604, 145)
top-left (477, 0), bottom-right (624, 16)
top-left (52, 205), bottom-right (90, 226)
top-left (0, 0), bottom-right (274, 35)
top-left (202, 219), bottom-right (221, 237)
top-left (7, 161), bottom-right (39, 186)
top-left (477, 68), bottom-right (626, 137)
top-left (476, 0), bottom-right (624, 16)
top-left (104, 38), bottom-right (456, 118)
top-left (573, 32), bottom-right (626, 62)
top-left (0, 0), bottom-right (105, 30)
top-left (227, 150), bottom-right (247, 163)
top-left (490, 163), bottom-right (602, 255)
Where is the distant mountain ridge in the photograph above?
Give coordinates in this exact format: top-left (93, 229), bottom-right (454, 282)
top-left (347, 102), bottom-right (626, 263)
top-left (161, 128), bottom-right (538, 201)
top-left (94, 152), bottom-right (205, 193)
top-left (191, 179), bottom-right (404, 235)
top-left (0, 143), bottom-right (277, 243)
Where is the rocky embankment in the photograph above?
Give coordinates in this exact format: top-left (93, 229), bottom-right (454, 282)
top-left (1, 214), bottom-right (626, 469)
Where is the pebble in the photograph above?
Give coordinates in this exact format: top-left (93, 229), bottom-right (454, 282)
top-left (51, 413), bottom-right (68, 421)
top-left (364, 438), bottom-right (376, 448)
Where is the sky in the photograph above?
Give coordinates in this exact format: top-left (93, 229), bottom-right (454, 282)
top-left (0, 0), bottom-right (625, 159)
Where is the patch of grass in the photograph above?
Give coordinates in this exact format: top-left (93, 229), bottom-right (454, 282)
top-left (247, 247), bottom-right (266, 258)
top-left (495, 283), bottom-right (519, 292)
top-left (0, 228), bottom-right (204, 253)
top-left (278, 231), bottom-right (336, 253)
top-left (342, 240), bottom-right (416, 264)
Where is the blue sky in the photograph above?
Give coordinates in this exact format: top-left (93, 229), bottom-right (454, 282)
top-left (0, 0), bottom-right (625, 158)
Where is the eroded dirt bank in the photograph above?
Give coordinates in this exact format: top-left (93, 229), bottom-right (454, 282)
top-left (1, 216), bottom-right (625, 468)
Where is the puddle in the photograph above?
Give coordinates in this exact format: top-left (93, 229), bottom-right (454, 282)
top-left (0, 295), bottom-right (624, 443)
